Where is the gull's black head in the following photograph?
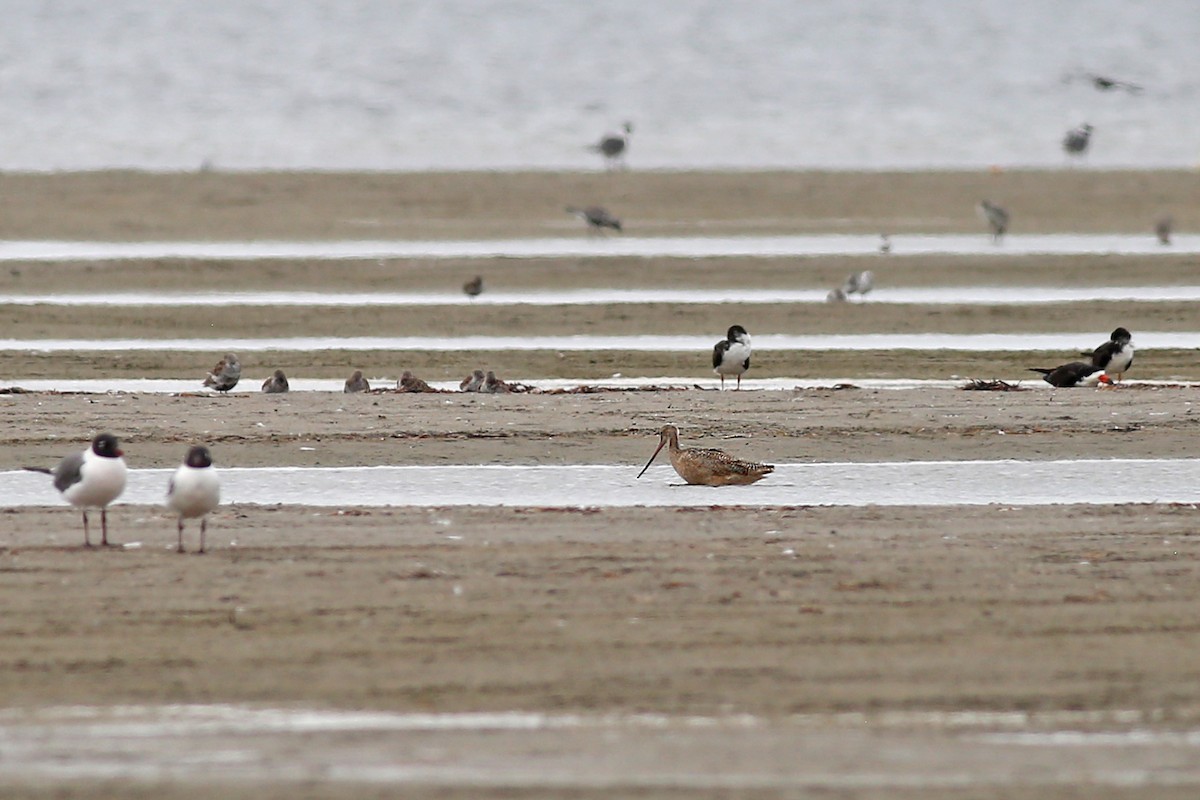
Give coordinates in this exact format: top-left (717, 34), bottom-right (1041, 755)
top-left (91, 433), bottom-right (123, 459)
top-left (1110, 327), bottom-right (1132, 344)
top-left (727, 325), bottom-right (749, 342)
top-left (184, 445), bottom-right (213, 469)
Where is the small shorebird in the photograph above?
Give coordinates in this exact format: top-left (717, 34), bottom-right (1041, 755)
top-left (636, 425), bottom-right (774, 486)
top-left (1063, 123), bottom-right (1093, 158)
top-left (841, 270), bottom-right (875, 300)
top-left (1086, 327), bottom-right (1134, 382)
top-left (459, 369), bottom-right (486, 392)
top-left (166, 445), bottom-right (220, 554)
top-left (261, 369), bottom-right (289, 393)
top-left (879, 233), bottom-right (891, 254)
top-left (399, 370), bottom-right (435, 393)
top-left (203, 353), bottom-right (241, 392)
top-left (1156, 215), bottom-right (1173, 246)
top-left (25, 433), bottom-right (127, 547)
top-left (977, 200), bottom-right (1010, 243)
top-left (589, 121), bottom-right (632, 168)
top-left (463, 275), bottom-right (484, 298)
top-left (712, 325), bottom-right (752, 389)
top-left (826, 287), bottom-right (847, 303)
top-left (344, 369), bottom-right (371, 393)
top-left (1028, 362), bottom-right (1110, 388)
top-left (481, 370), bottom-right (513, 394)
top-left (1068, 71), bottom-right (1142, 94)
top-left (565, 205), bottom-right (622, 234)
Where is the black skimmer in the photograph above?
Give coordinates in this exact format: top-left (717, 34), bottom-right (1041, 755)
top-left (166, 445), bottom-right (220, 554)
top-left (841, 270), bottom-right (875, 300)
top-left (261, 369), bottom-right (289, 393)
top-left (977, 200), bottom-right (1010, 242)
top-left (1069, 71), bottom-right (1143, 94)
top-left (344, 370), bottom-right (371, 393)
top-left (25, 433), bottom-right (127, 547)
top-left (203, 353), bottom-right (241, 392)
top-left (399, 370), bottom-right (435, 393)
top-left (1087, 327), bottom-right (1134, 383)
top-left (1028, 362), bottom-right (1110, 388)
top-left (1063, 123), bottom-right (1093, 158)
top-left (1156, 215), bottom-right (1173, 246)
top-left (565, 205), bottom-right (622, 234)
top-left (589, 121), bottom-right (632, 168)
top-left (459, 369), bottom-right (485, 392)
top-left (712, 325), bottom-right (752, 390)
top-left (463, 275), bottom-right (484, 298)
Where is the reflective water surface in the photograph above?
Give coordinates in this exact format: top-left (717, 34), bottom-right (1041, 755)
top-left (5, 285), bottom-right (1200, 308)
top-left (6, 459), bottom-right (1200, 508)
top-left (0, 332), bottom-right (1193, 353)
top-left (0, 234), bottom-right (1196, 262)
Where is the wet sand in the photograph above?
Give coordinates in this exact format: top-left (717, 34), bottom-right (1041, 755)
top-left (2, 170), bottom-right (1200, 797)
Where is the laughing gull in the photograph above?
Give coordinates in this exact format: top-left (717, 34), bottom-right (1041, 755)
top-left (977, 200), bottom-right (1010, 243)
top-left (589, 121), bottom-right (632, 168)
top-left (712, 325), bottom-right (752, 390)
top-left (166, 445), bottom-right (220, 554)
top-left (203, 353), bottom-right (241, 392)
top-left (1028, 362), bottom-right (1110, 388)
top-left (565, 205), bottom-right (622, 234)
top-left (463, 275), bottom-right (484, 298)
top-left (25, 433), bottom-right (127, 547)
top-left (841, 270), bottom-right (875, 300)
top-left (261, 369), bottom-right (289, 393)
top-left (1086, 327), bottom-right (1135, 383)
top-left (344, 370), bottom-right (371, 393)
top-left (1063, 123), bottom-right (1093, 158)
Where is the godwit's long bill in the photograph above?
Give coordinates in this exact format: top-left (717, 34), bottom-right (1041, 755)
top-left (636, 425), bottom-right (774, 486)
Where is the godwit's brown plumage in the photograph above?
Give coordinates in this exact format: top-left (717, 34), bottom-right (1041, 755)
top-left (636, 425), bottom-right (774, 486)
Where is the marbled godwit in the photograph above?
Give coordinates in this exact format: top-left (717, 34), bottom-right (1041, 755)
top-left (24, 433), bottom-right (127, 547)
top-left (344, 370), bottom-right (371, 393)
top-left (399, 370), bottom-right (435, 393)
top-left (463, 275), bottom-right (484, 297)
top-left (589, 121), bottom-right (632, 168)
top-left (712, 325), bottom-right (752, 389)
top-left (261, 369), bottom-right (289, 393)
top-left (1086, 327), bottom-right (1134, 382)
top-left (203, 353), bottom-right (241, 392)
top-left (565, 205), bottom-right (622, 234)
top-left (1063, 123), bottom-right (1093, 158)
top-left (166, 445), bottom-right (220, 554)
top-left (1028, 362), bottom-right (1110, 388)
top-left (459, 369), bottom-right (486, 392)
top-left (636, 425), bottom-right (774, 486)
top-left (1156, 215), bottom-right (1173, 245)
top-left (977, 200), bottom-right (1009, 243)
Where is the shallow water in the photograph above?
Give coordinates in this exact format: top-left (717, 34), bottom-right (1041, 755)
top-left (6, 285), bottom-right (1200, 308)
top-left (0, 331), bottom-right (1190, 353)
top-left (0, 234), bottom-right (1196, 262)
top-left (0, 377), bottom-right (973, 394)
top-left (2, 1), bottom-right (1197, 171)
top-left (7, 459), bottom-right (1200, 508)
top-left (0, 704), bottom-right (1194, 790)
